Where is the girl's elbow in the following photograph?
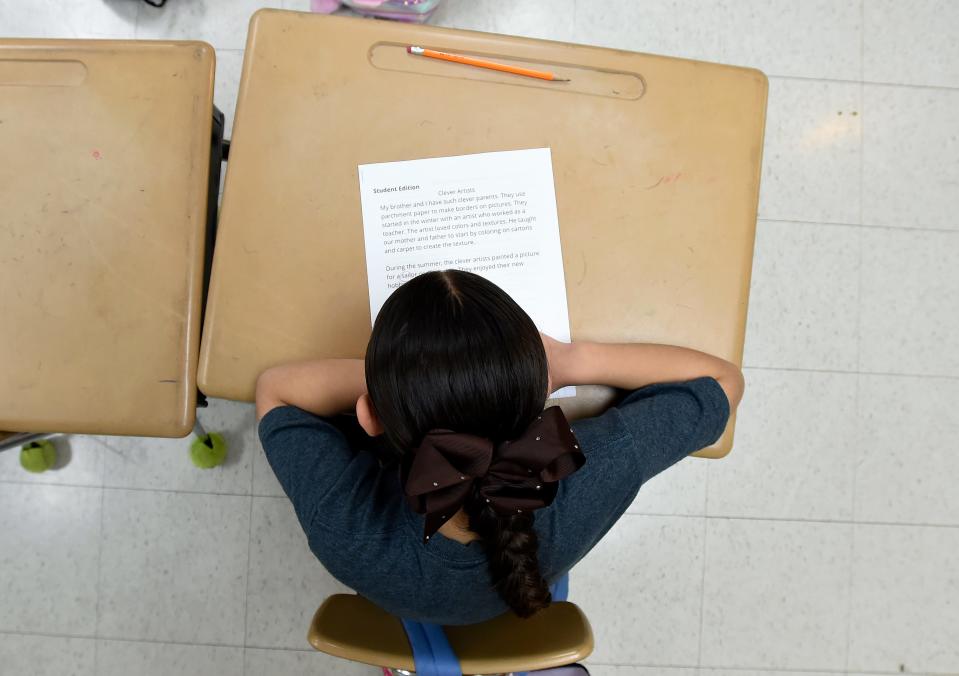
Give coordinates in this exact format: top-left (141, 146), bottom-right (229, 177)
top-left (720, 368), bottom-right (745, 410)
top-left (255, 368), bottom-right (284, 419)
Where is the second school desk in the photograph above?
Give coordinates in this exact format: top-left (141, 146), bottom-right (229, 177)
top-left (0, 39), bottom-right (215, 438)
top-left (199, 10), bottom-right (767, 458)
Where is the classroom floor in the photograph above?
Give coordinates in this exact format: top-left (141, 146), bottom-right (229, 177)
top-left (2, 1), bottom-right (959, 675)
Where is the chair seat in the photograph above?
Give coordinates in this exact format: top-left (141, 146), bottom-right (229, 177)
top-left (308, 594), bottom-right (594, 674)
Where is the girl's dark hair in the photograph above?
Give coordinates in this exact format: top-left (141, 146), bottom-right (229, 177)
top-left (365, 270), bottom-right (552, 618)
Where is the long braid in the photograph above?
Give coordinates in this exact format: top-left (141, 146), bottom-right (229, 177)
top-left (464, 498), bottom-right (551, 618)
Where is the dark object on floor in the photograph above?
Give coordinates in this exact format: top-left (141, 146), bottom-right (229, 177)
top-left (142, 0), bottom-right (167, 7)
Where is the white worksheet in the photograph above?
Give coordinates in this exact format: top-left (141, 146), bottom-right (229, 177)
top-left (358, 148), bottom-right (574, 398)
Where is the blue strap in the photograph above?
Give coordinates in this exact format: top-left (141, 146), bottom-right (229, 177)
top-left (400, 618), bottom-right (461, 676)
top-left (400, 573), bottom-right (571, 676)
top-left (550, 572), bottom-right (570, 602)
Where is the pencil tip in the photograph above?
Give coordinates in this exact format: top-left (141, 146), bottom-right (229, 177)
top-left (554, 78), bottom-right (571, 82)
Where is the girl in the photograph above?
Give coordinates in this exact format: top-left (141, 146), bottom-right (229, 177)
top-left (256, 270), bottom-right (744, 625)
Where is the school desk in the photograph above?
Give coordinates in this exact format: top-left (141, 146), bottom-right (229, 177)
top-left (199, 10), bottom-right (767, 458)
top-left (0, 40), bottom-right (216, 437)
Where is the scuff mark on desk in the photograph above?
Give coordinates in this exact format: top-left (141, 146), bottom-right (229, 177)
top-left (644, 172), bottom-right (684, 189)
top-left (577, 251), bottom-right (587, 286)
top-left (158, 379), bottom-right (178, 384)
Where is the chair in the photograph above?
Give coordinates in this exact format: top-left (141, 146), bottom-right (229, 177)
top-left (308, 594), bottom-right (593, 675)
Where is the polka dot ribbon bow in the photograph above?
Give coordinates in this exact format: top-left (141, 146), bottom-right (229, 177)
top-left (402, 406), bottom-right (586, 543)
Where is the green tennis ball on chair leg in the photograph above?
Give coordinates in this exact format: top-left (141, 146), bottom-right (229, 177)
top-left (190, 432), bottom-right (227, 469)
top-left (20, 439), bottom-right (57, 473)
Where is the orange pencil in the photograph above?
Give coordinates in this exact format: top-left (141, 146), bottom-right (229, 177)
top-left (406, 46), bottom-right (569, 82)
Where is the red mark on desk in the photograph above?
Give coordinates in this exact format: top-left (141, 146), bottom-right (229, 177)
top-left (643, 172), bottom-right (683, 190)
top-left (91, 150), bottom-right (102, 160)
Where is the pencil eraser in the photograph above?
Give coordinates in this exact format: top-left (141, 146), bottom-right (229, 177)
top-left (406, 46), bottom-right (412, 54)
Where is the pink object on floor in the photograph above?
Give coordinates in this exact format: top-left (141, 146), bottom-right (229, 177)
top-left (312, 0), bottom-right (442, 22)
top-left (311, 0), bottom-right (341, 13)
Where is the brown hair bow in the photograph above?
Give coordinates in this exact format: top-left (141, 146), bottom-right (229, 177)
top-left (402, 406), bottom-right (585, 543)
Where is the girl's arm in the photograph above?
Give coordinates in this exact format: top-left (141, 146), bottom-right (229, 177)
top-left (544, 336), bottom-right (745, 410)
top-left (255, 359), bottom-right (366, 420)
